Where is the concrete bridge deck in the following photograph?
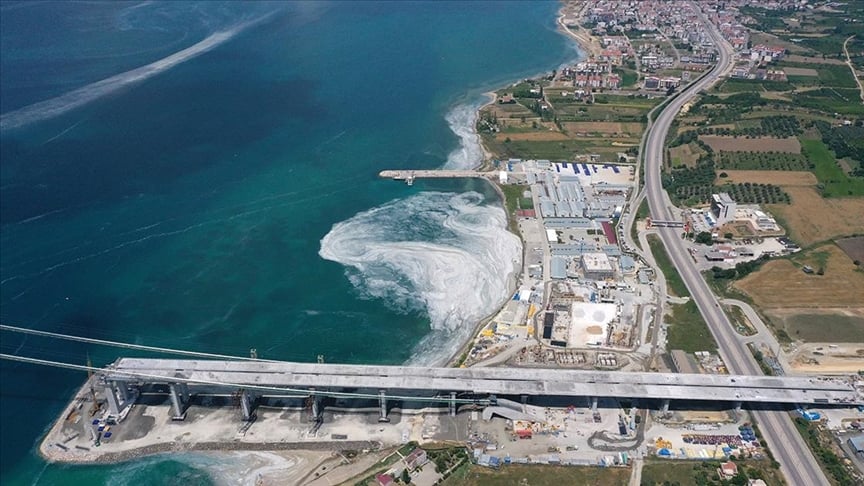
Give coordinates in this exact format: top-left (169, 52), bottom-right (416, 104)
top-left (105, 358), bottom-right (862, 406)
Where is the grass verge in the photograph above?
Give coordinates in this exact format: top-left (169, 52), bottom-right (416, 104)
top-left (647, 234), bottom-right (689, 297)
top-left (665, 300), bottom-right (718, 353)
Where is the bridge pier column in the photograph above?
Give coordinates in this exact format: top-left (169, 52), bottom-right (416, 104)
top-left (660, 399), bottom-right (670, 414)
top-left (169, 383), bottom-right (187, 421)
top-left (117, 381), bottom-right (133, 404)
top-left (103, 383), bottom-right (121, 416)
top-left (521, 395), bottom-right (528, 413)
top-left (310, 391), bottom-right (321, 421)
top-left (378, 389), bottom-right (389, 423)
top-left (449, 392), bottom-right (457, 417)
top-left (240, 390), bottom-right (255, 421)
top-left (590, 397), bottom-right (599, 413)
top-left (179, 383), bottom-right (190, 403)
top-left (732, 401), bottom-right (742, 413)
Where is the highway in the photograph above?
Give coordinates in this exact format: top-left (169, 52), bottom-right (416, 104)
top-left (641, 4), bottom-right (830, 485)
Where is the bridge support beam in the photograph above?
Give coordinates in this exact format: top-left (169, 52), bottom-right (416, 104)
top-left (660, 399), bottom-right (670, 414)
top-left (378, 389), bottom-right (389, 423)
top-left (169, 383), bottom-right (187, 421)
top-left (449, 392), bottom-right (457, 417)
top-left (240, 390), bottom-right (255, 421)
top-left (590, 397), bottom-right (599, 412)
top-left (103, 383), bottom-right (121, 416)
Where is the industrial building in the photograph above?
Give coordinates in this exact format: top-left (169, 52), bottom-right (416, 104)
top-left (710, 193), bottom-right (737, 225)
top-left (581, 253), bottom-right (614, 280)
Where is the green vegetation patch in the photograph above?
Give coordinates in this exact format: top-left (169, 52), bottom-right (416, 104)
top-left (813, 121), bottom-right (864, 176)
top-left (794, 88), bottom-right (864, 116)
top-left (778, 62), bottom-right (858, 89)
top-left (641, 458), bottom-right (783, 486)
top-left (794, 417), bottom-right (862, 485)
top-left (782, 313), bottom-right (864, 343)
top-left (442, 464), bottom-right (630, 486)
top-left (647, 234), bottom-right (689, 297)
top-left (801, 138), bottom-right (864, 197)
top-left (666, 300), bottom-right (717, 353)
top-left (715, 151), bottom-right (809, 171)
top-left (719, 78), bottom-right (793, 93)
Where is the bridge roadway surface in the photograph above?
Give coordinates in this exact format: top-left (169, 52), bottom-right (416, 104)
top-left (643, 5), bottom-right (830, 485)
top-left (105, 358), bottom-right (861, 405)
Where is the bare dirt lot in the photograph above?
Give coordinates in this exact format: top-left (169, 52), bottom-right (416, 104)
top-left (767, 187), bottom-right (864, 246)
top-left (734, 244), bottom-right (864, 308)
top-left (700, 135), bottom-right (801, 153)
top-left (783, 66), bottom-right (820, 77)
top-left (717, 170), bottom-right (817, 186)
top-left (836, 236), bottom-right (864, 263)
top-left (786, 342), bottom-right (864, 374)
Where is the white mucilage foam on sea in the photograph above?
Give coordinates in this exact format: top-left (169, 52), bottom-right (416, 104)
top-left (442, 99), bottom-right (487, 170)
top-left (319, 191), bottom-right (521, 366)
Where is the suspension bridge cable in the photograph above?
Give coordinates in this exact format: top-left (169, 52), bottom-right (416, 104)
top-left (0, 323), bottom-right (280, 363)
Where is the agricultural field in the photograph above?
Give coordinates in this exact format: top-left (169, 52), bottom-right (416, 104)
top-left (700, 135), bottom-right (801, 153)
top-left (440, 464), bottom-right (630, 486)
top-left (716, 170), bottom-right (816, 186)
top-left (562, 121), bottom-right (643, 135)
top-left (782, 66), bottom-right (819, 77)
top-left (669, 143), bottom-right (704, 168)
top-left (800, 138), bottom-right (864, 197)
top-left (767, 186), bottom-right (864, 246)
top-left (767, 308), bottom-right (864, 344)
top-left (641, 459), bottom-right (784, 486)
top-left (478, 89), bottom-right (657, 162)
top-left (714, 151), bottom-right (810, 171)
top-left (835, 236), bottom-right (864, 263)
top-left (733, 244), bottom-right (864, 309)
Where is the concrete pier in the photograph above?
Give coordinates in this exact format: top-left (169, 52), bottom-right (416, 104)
top-left (378, 169), bottom-right (499, 181)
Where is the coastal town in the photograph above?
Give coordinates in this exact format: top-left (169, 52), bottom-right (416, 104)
top-left (6, 1), bottom-right (864, 486)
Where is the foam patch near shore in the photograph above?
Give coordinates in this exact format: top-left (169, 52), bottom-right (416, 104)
top-left (443, 99), bottom-right (487, 170)
top-left (319, 191), bottom-right (521, 366)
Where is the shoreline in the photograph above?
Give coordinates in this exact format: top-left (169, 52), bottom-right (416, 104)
top-left (446, 0), bottom-right (593, 367)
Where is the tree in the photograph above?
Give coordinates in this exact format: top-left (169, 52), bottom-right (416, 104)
top-left (695, 231), bottom-right (714, 245)
top-left (401, 469), bottom-right (411, 484)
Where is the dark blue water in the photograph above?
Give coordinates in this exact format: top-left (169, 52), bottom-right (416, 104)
top-left (0, 1), bottom-right (576, 483)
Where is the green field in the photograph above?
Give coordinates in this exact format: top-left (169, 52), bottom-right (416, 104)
top-left (780, 313), bottom-right (864, 343)
top-left (666, 300), bottom-right (717, 353)
top-left (801, 138), bottom-right (864, 197)
top-left (641, 459), bottom-right (784, 486)
top-left (441, 464), bottom-right (630, 486)
top-left (647, 234), bottom-right (689, 297)
top-left (715, 151), bottom-right (809, 171)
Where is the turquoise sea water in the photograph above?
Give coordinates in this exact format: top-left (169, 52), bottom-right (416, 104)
top-left (0, 1), bottom-right (576, 484)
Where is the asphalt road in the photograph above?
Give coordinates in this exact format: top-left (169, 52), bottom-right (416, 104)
top-left (641, 5), bottom-right (830, 485)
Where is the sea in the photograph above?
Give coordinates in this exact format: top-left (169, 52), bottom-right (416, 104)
top-left (0, 1), bottom-right (578, 484)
